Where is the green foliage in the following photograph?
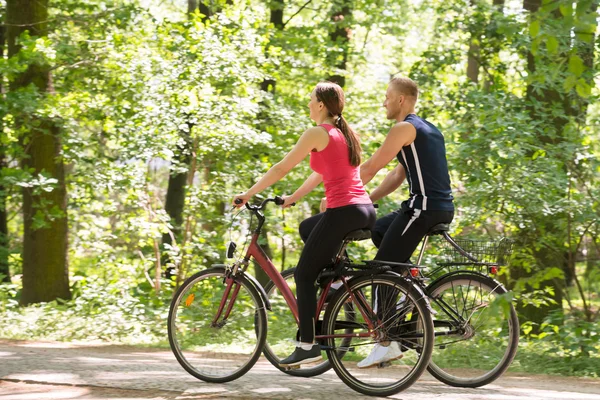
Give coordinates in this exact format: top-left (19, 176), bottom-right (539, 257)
top-left (518, 310), bottom-right (600, 377)
top-left (0, 273), bottom-right (171, 344)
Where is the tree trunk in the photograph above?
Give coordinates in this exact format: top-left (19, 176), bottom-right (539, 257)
top-left (466, 0), bottom-right (479, 84)
top-left (7, 0), bottom-right (70, 304)
top-left (260, 0), bottom-right (284, 94)
top-left (328, 0), bottom-right (352, 87)
top-left (270, 0), bottom-right (284, 29)
top-left (466, 41), bottom-right (479, 84)
top-left (162, 133), bottom-right (191, 278)
top-left (188, 0), bottom-right (197, 15)
top-left (483, 0), bottom-right (504, 90)
top-left (0, 11), bottom-right (10, 283)
top-left (0, 149), bottom-right (9, 283)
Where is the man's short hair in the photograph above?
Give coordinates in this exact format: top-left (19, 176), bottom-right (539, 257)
top-left (389, 76), bottom-right (419, 100)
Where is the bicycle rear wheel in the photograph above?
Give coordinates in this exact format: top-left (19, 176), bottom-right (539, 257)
top-left (168, 267), bottom-right (267, 383)
top-left (263, 268), bottom-right (332, 377)
top-left (426, 272), bottom-right (519, 387)
top-left (323, 274), bottom-right (434, 397)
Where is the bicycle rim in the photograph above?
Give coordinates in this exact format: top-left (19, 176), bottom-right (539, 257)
top-left (323, 275), bottom-right (434, 397)
top-left (168, 267), bottom-right (267, 383)
top-left (263, 268), bottom-right (332, 377)
top-left (427, 272), bottom-right (519, 387)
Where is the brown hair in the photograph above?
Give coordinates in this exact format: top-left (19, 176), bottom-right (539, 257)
top-left (389, 75), bottom-right (419, 100)
top-left (314, 82), bottom-right (361, 166)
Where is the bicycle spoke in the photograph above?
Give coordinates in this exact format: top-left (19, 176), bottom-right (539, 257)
top-left (168, 269), bottom-right (267, 383)
top-left (322, 275), bottom-right (434, 397)
top-left (427, 273), bottom-right (519, 388)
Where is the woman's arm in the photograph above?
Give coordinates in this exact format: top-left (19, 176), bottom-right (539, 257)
top-left (233, 127), bottom-right (328, 207)
top-left (285, 172), bottom-right (323, 206)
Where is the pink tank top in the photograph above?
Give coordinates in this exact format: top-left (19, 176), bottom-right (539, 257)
top-left (309, 124), bottom-right (371, 209)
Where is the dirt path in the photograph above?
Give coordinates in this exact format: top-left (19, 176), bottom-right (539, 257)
top-left (1, 339), bottom-right (599, 400)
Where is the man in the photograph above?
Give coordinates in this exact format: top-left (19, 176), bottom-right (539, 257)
top-left (323, 76), bottom-right (455, 367)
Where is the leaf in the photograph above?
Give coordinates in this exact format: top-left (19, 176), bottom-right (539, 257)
top-left (546, 36), bottom-right (559, 54)
top-left (559, 3), bottom-right (573, 17)
top-left (575, 79), bottom-right (592, 98)
top-left (563, 75), bottom-right (577, 91)
top-left (568, 55), bottom-right (586, 76)
top-left (529, 20), bottom-right (540, 38)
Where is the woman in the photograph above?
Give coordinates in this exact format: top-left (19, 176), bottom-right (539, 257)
top-left (233, 82), bottom-right (375, 367)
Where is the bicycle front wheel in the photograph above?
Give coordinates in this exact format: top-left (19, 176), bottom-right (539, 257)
top-left (323, 275), bottom-right (434, 397)
top-left (426, 272), bottom-right (519, 387)
top-left (168, 267), bottom-right (267, 383)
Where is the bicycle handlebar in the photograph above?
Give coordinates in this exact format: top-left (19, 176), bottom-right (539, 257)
top-left (234, 196), bottom-right (296, 210)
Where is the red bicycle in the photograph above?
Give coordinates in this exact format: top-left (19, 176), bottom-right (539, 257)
top-left (167, 196), bottom-right (434, 397)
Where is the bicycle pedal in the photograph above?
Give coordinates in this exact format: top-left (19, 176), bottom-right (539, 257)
top-left (377, 361), bottom-right (392, 368)
top-left (283, 365), bottom-right (301, 371)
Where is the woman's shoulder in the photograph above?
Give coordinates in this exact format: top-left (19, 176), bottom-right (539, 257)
top-left (304, 125), bottom-right (331, 139)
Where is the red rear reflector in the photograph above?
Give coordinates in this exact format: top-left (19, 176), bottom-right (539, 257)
top-left (489, 266), bottom-right (498, 275)
top-left (410, 268), bottom-right (419, 277)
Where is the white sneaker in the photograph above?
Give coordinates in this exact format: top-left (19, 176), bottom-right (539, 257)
top-left (357, 341), bottom-right (403, 368)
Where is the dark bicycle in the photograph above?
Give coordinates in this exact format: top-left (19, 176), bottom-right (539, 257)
top-left (167, 196), bottom-right (435, 397)
top-left (267, 221), bottom-right (518, 389)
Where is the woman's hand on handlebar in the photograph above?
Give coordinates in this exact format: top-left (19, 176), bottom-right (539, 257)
top-left (233, 192), bottom-right (251, 208)
top-left (280, 195), bottom-right (296, 209)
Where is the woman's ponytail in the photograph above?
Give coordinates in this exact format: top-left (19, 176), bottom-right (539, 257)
top-left (336, 115), bottom-right (361, 167)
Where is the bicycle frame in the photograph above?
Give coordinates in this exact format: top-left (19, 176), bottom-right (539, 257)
top-left (247, 231), bottom-right (378, 339)
top-left (213, 197), bottom-right (380, 340)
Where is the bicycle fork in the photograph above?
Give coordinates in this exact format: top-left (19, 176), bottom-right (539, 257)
top-left (211, 277), bottom-right (241, 328)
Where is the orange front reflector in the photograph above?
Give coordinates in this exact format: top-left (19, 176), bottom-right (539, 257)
top-left (489, 266), bottom-right (498, 275)
top-left (410, 268), bottom-right (419, 277)
top-left (185, 294), bottom-right (195, 307)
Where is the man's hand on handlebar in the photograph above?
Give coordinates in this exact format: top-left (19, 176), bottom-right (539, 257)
top-left (320, 197), bottom-right (327, 213)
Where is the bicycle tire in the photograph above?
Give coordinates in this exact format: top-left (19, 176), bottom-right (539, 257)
top-left (426, 272), bottom-right (519, 387)
top-left (168, 267), bottom-right (267, 383)
top-left (323, 274), bottom-right (434, 397)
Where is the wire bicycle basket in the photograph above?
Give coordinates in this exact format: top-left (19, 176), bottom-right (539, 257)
top-left (437, 237), bottom-right (514, 267)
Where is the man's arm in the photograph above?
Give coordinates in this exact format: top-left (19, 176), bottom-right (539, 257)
top-left (359, 122), bottom-right (416, 186)
top-left (369, 164), bottom-right (406, 202)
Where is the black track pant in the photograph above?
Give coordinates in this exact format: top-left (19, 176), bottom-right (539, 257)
top-left (373, 203), bottom-right (454, 331)
top-left (295, 204), bottom-right (376, 343)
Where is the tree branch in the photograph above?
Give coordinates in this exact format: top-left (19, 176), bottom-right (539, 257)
top-left (282, 0), bottom-right (313, 29)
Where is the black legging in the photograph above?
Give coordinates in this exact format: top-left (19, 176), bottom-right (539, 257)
top-left (295, 203), bottom-right (376, 343)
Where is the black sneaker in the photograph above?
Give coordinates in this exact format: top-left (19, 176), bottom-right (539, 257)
top-left (279, 345), bottom-right (322, 367)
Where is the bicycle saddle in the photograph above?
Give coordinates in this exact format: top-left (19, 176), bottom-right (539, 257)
top-left (428, 223), bottom-right (450, 235)
top-left (344, 229), bottom-right (372, 241)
